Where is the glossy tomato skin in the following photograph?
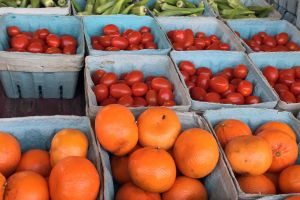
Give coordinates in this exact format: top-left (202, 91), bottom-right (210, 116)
top-left (179, 61), bottom-right (196, 76)
top-left (141, 33), bottom-right (154, 44)
top-left (293, 66), bottom-right (300, 79)
top-left (151, 77), bottom-right (172, 91)
top-left (184, 29), bottom-right (194, 48)
top-left (100, 72), bottom-right (118, 86)
top-left (158, 88), bottom-right (174, 105)
top-left (125, 70), bottom-right (144, 86)
top-left (190, 87), bottom-right (206, 101)
top-left (237, 80), bottom-right (253, 96)
top-left (280, 91), bottom-right (296, 103)
top-left (145, 90), bottom-right (158, 106)
top-left (222, 67), bottom-right (234, 79)
top-left (196, 67), bottom-right (212, 78)
top-left (93, 84), bottom-right (109, 103)
top-left (93, 43), bottom-right (104, 50)
top-left (110, 83), bottom-right (132, 99)
top-left (144, 42), bottom-right (157, 49)
top-left (36, 28), bottom-right (49, 40)
top-left (180, 70), bottom-right (189, 82)
top-left (27, 42), bottom-right (44, 53)
top-left (111, 36), bottom-right (129, 50)
top-left (222, 84), bottom-right (236, 97)
top-left (133, 97), bottom-right (148, 107)
top-left (209, 76), bottom-right (229, 93)
top-left (196, 32), bottom-right (206, 38)
top-left (132, 82), bottom-right (148, 97)
top-left (7, 26), bottom-right (20, 37)
top-left (219, 43), bottom-right (230, 51)
top-left (263, 36), bottom-right (277, 47)
top-left (45, 47), bottom-right (62, 54)
top-left (245, 96), bottom-right (261, 104)
top-left (100, 97), bottom-right (117, 106)
top-left (60, 35), bottom-right (77, 48)
top-left (286, 41), bottom-right (298, 51)
top-left (172, 30), bottom-right (185, 44)
top-left (274, 83), bottom-right (289, 95)
top-left (11, 34), bottom-right (30, 50)
top-left (46, 34), bottom-right (61, 48)
top-left (92, 69), bottom-right (106, 85)
top-left (99, 36), bottom-right (111, 48)
top-left (196, 74), bottom-right (210, 90)
top-left (117, 95), bottom-right (134, 106)
top-left (279, 74), bottom-right (295, 86)
top-left (194, 38), bottom-right (206, 50)
top-left (226, 92), bottom-right (245, 105)
top-left (139, 26), bottom-right (151, 34)
top-left (63, 45), bottom-right (76, 55)
top-left (252, 34), bottom-right (262, 45)
top-left (185, 81), bottom-right (195, 90)
top-left (263, 66), bottom-right (279, 83)
top-left (173, 43), bottom-right (185, 51)
top-left (123, 29), bottom-right (134, 38)
top-left (163, 100), bottom-right (176, 106)
top-left (103, 24), bottom-right (119, 35)
top-left (275, 32), bottom-right (289, 45)
top-left (128, 31), bottom-right (142, 45)
top-left (233, 64), bottom-right (248, 79)
top-left (204, 92), bottom-right (221, 103)
top-left (290, 82), bottom-right (300, 95)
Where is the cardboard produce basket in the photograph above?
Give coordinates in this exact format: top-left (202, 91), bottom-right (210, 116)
top-left (85, 55), bottom-right (191, 118)
top-left (204, 108), bottom-right (300, 200)
top-left (0, 14), bottom-right (85, 99)
top-left (170, 51), bottom-right (278, 112)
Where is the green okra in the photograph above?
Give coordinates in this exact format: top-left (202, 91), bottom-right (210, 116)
top-left (41, 0), bottom-right (55, 7)
top-left (134, 0), bottom-right (148, 6)
top-left (30, 0), bottom-right (39, 7)
top-left (130, 5), bottom-right (147, 15)
top-left (182, 0), bottom-right (196, 8)
top-left (158, 9), bottom-right (199, 15)
top-left (102, 5), bottom-right (113, 14)
top-left (176, 0), bottom-right (184, 8)
top-left (57, 0), bottom-right (67, 7)
top-left (110, 0), bottom-right (126, 14)
top-left (20, 0), bottom-right (28, 6)
top-left (71, 0), bottom-right (82, 12)
top-left (2, 0), bottom-right (18, 7)
top-left (96, 0), bottom-right (114, 14)
top-left (157, 0), bottom-right (176, 5)
top-left (121, 3), bottom-right (134, 14)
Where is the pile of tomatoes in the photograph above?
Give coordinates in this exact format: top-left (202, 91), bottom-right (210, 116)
top-left (92, 69), bottom-right (176, 107)
top-left (6, 26), bottom-right (78, 54)
top-left (262, 65), bottom-right (300, 103)
top-left (237, 31), bottom-right (300, 52)
top-left (91, 24), bottom-right (158, 51)
top-left (167, 29), bottom-right (230, 51)
top-left (179, 61), bottom-right (261, 104)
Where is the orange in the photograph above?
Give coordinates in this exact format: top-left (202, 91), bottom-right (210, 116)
top-left (0, 132), bottom-right (21, 177)
top-left (162, 176), bottom-right (208, 200)
top-left (95, 104), bottom-right (138, 156)
top-left (237, 174), bottom-right (276, 194)
top-left (285, 197), bottom-right (300, 200)
top-left (50, 128), bottom-right (88, 166)
top-left (279, 165), bottom-right (300, 193)
top-left (214, 119), bottom-right (252, 148)
top-left (265, 172), bottom-right (279, 191)
top-left (0, 173), bottom-right (5, 200)
top-left (173, 128), bottom-right (219, 178)
top-left (256, 121), bottom-right (296, 141)
top-left (137, 107), bottom-right (181, 150)
top-left (110, 155), bottom-right (130, 184)
top-left (128, 147), bottom-right (176, 193)
top-left (225, 135), bottom-right (272, 175)
top-left (115, 182), bottom-right (161, 200)
top-left (49, 156), bottom-right (100, 200)
top-left (4, 171), bottom-right (49, 200)
top-left (16, 149), bottom-right (51, 177)
top-left (258, 130), bottom-right (298, 173)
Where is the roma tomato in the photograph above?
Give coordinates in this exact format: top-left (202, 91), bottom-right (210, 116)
top-left (190, 87), bottom-right (206, 101)
top-left (100, 72), bottom-right (118, 86)
top-left (231, 78), bottom-right (243, 86)
top-left (63, 45), bottom-right (76, 55)
top-left (196, 32), bottom-right (206, 38)
top-left (180, 70), bottom-right (189, 82)
top-left (7, 26), bottom-right (20, 37)
top-left (132, 82), bottom-right (148, 97)
top-left (92, 69), bottom-right (106, 85)
top-left (146, 90), bottom-right (158, 106)
top-left (219, 43), bottom-right (230, 51)
top-left (184, 29), bottom-right (194, 48)
top-left (258, 32), bottom-right (267, 39)
top-left (209, 76), bottom-right (229, 93)
top-left (158, 88), bottom-right (174, 105)
top-left (144, 42), bottom-right (157, 49)
top-left (222, 84), bottom-right (236, 97)
top-left (222, 67), bottom-right (234, 79)
top-left (196, 67), bottom-right (212, 78)
top-left (151, 77), bottom-right (172, 91)
top-left (139, 26), bottom-right (151, 34)
top-left (133, 97), bottom-right (148, 107)
top-left (128, 31), bottom-right (142, 45)
top-left (286, 41), bottom-right (298, 51)
top-left (279, 74), bottom-right (295, 86)
top-left (245, 96), bottom-right (261, 104)
top-left (275, 32), bottom-right (289, 45)
top-left (226, 92), bottom-right (245, 105)
top-left (179, 61), bottom-right (196, 76)
top-left (237, 80), bottom-right (253, 96)
top-left (185, 81), bottom-right (195, 90)
top-left (233, 64), bottom-right (248, 79)
top-left (252, 34), bottom-right (262, 45)
top-left (194, 38), bottom-right (206, 50)
top-left (280, 91), bottom-right (296, 103)
top-left (93, 84), bottom-right (109, 103)
top-left (36, 28), bottom-right (49, 40)
top-left (27, 42), bottom-right (44, 53)
top-left (196, 74), bottom-right (210, 90)
top-left (204, 92), bottom-right (221, 103)
top-left (60, 35), bottom-right (77, 48)
top-left (123, 29), bottom-right (134, 38)
top-left (118, 95), bottom-right (134, 107)
top-left (263, 66), bottom-right (279, 83)
top-left (99, 36), bottom-right (111, 48)
top-left (141, 33), bottom-right (154, 44)
top-left (263, 36), bottom-right (277, 47)
top-left (172, 30), bottom-right (185, 44)
top-left (103, 24), bottom-right (119, 35)
top-left (110, 83), bottom-right (132, 99)
top-left (46, 34), bottom-right (61, 48)
top-left (11, 34), bottom-right (29, 50)
top-left (100, 97), bottom-right (117, 106)
top-left (173, 43), bottom-right (184, 51)
top-left (274, 83), bottom-right (289, 95)
top-left (163, 100), bottom-right (176, 106)
top-left (125, 70), bottom-right (144, 86)
top-left (290, 82), bottom-right (300, 96)
top-left (111, 36), bottom-right (129, 50)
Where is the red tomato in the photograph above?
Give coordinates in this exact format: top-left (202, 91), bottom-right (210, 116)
top-left (209, 35), bottom-right (219, 43)
top-left (190, 87), bottom-right (206, 101)
top-left (185, 81), bottom-right (195, 90)
top-left (251, 43), bottom-right (262, 52)
top-left (139, 26), bottom-right (151, 34)
top-left (93, 43), bottom-right (104, 50)
top-left (145, 90), bottom-right (158, 106)
top-left (219, 43), bottom-right (230, 51)
top-left (141, 33), bottom-right (154, 44)
top-left (93, 84), bottom-right (109, 103)
top-left (105, 46), bottom-right (120, 51)
top-left (117, 95), bottom-right (134, 107)
top-left (100, 97), bottom-right (117, 106)
top-left (173, 43), bottom-right (184, 51)
top-left (184, 29), bottom-right (194, 48)
top-left (209, 76), bottom-right (229, 93)
top-left (297, 94), bottom-right (300, 102)
top-left (275, 32), bottom-right (289, 45)
top-left (226, 93), bottom-right (245, 105)
top-left (245, 96), bottom-right (261, 104)
top-left (125, 70), bottom-right (144, 86)
top-left (98, 36), bottom-right (111, 48)
top-left (196, 67), bottom-right (212, 78)
top-left (280, 91), bottom-right (296, 103)
top-left (222, 84), bottom-right (236, 97)
top-left (294, 66), bottom-right (300, 79)
top-left (123, 29), bottom-right (134, 38)
top-left (132, 97), bottom-right (148, 107)
top-left (258, 32), bottom-right (267, 38)
top-left (190, 75), bottom-right (197, 83)
top-left (186, 46), bottom-right (197, 51)
top-left (206, 41), bottom-right (220, 50)
top-left (279, 74), bottom-right (295, 86)
top-left (27, 42), bottom-right (44, 53)
top-left (233, 64), bottom-right (248, 79)
top-left (263, 36), bottom-right (277, 47)
top-left (7, 26), bottom-right (20, 37)
top-left (290, 82), bottom-right (300, 96)
top-left (222, 67), bottom-right (234, 80)
top-left (167, 30), bottom-right (175, 42)
top-left (180, 70), bottom-right (189, 82)
top-left (237, 80), bottom-right (253, 96)
top-left (46, 34), bottom-right (61, 48)
top-left (63, 45), bottom-right (76, 55)
top-left (100, 72), bottom-right (118, 86)
top-left (163, 100), bottom-right (176, 106)
top-left (194, 38), bottom-right (206, 50)
top-left (231, 78), bottom-right (243, 86)
top-left (252, 34), bottom-right (262, 45)
top-left (196, 32), bottom-right (206, 38)
top-left (92, 69), bottom-right (106, 85)
top-left (204, 92), bottom-right (221, 103)
top-left (280, 68), bottom-right (295, 77)
top-left (172, 30), bottom-right (185, 44)
top-left (196, 74), bottom-right (210, 90)
top-left (262, 65), bottom-right (279, 83)
top-left (60, 35), bottom-right (77, 48)
top-left (45, 47), bottom-right (62, 54)
top-left (10, 34), bottom-right (29, 50)
top-left (31, 38), bottom-right (46, 46)
top-left (22, 32), bottom-right (33, 41)
top-left (158, 88), bottom-right (174, 105)
top-left (111, 36), bottom-right (129, 50)
top-left (132, 82), bottom-right (148, 97)
top-left (235, 31), bottom-right (240, 37)
top-left (128, 31), bottom-right (142, 45)
top-left (274, 83), bottom-right (289, 95)
top-left (103, 24), bottom-right (119, 35)
top-left (179, 61), bottom-right (196, 76)
top-left (36, 28), bottom-right (49, 40)
top-left (144, 42), bottom-right (157, 49)
top-left (151, 77), bottom-right (172, 91)
top-left (127, 44), bottom-right (140, 51)
top-left (110, 83), bottom-right (132, 99)
top-left (286, 41), bottom-right (298, 51)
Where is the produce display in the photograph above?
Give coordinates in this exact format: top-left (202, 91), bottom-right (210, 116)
top-left (236, 31), bottom-right (300, 52)
top-left (178, 60), bottom-right (260, 104)
top-left (95, 105), bottom-right (219, 199)
top-left (0, 0), bottom-right (67, 8)
top-left (91, 24), bottom-right (157, 51)
top-left (0, 129), bottom-right (100, 199)
top-left (74, 0), bottom-right (148, 15)
top-left (92, 69), bottom-right (176, 107)
top-left (150, 0), bottom-right (205, 16)
top-left (261, 65), bottom-right (300, 103)
top-left (6, 26), bottom-right (78, 54)
top-left (208, 0), bottom-right (274, 19)
top-left (214, 119), bottom-right (298, 194)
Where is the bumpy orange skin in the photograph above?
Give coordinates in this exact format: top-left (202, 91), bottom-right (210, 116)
top-left (256, 121), bottom-right (296, 141)
top-left (115, 182), bottom-right (161, 200)
top-left (279, 165), bottom-right (300, 193)
top-left (237, 174), bottom-right (276, 194)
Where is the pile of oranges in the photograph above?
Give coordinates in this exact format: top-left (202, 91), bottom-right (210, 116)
top-left (0, 129), bottom-right (100, 200)
top-left (95, 104), bottom-right (220, 200)
top-left (214, 119), bottom-right (299, 195)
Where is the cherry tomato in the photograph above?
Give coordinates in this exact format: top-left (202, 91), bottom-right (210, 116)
top-left (230, 78), bottom-right (243, 86)
top-left (93, 84), bottom-right (109, 103)
top-left (100, 97), bottom-right (117, 106)
top-left (219, 43), bottom-right (230, 51)
top-left (275, 32), bottom-right (289, 45)
top-left (279, 74), bottom-right (295, 86)
top-left (100, 72), bottom-right (118, 86)
top-left (133, 97), bottom-right (148, 107)
top-left (237, 80), bottom-right (253, 96)
top-left (158, 88), bottom-right (174, 105)
top-left (141, 33), bottom-right (154, 44)
top-left (63, 45), bottom-right (76, 55)
top-left (209, 35), bottom-right (219, 43)
top-left (196, 32), bottom-right (206, 38)
top-left (144, 42), bottom-right (157, 49)
top-left (290, 82), bottom-right (300, 96)
top-left (245, 96), bottom-right (261, 104)
top-left (163, 100), bottom-right (176, 106)
top-left (105, 46), bottom-right (120, 51)
top-left (92, 69), bottom-right (106, 85)
top-left (7, 26), bottom-right (20, 37)
top-left (190, 87), bottom-right (206, 101)
top-left (22, 32), bottom-right (33, 41)
top-left (294, 66), bottom-right (300, 79)
top-left (111, 36), bottom-right (129, 50)
top-left (132, 82), bottom-right (148, 97)
top-left (36, 28), bottom-right (49, 40)
top-left (10, 34), bottom-right (29, 50)
top-left (233, 64), bottom-right (248, 79)
top-left (103, 24), bottom-right (119, 35)
top-left (263, 36), bottom-right (277, 47)
top-left (262, 65), bottom-right (279, 83)
top-left (27, 42), bottom-right (44, 53)
top-left (194, 38), bottom-right (206, 50)
top-left (222, 84), bottom-right (236, 97)
top-left (117, 95), bottom-right (134, 106)
top-left (280, 91), bottom-right (296, 103)
top-left (151, 77), bottom-right (172, 91)
top-left (46, 34), bottom-right (61, 48)
top-left (167, 31), bottom-right (175, 42)
top-left (226, 93), bottom-right (245, 105)
top-left (274, 83), bottom-right (289, 95)
top-left (98, 35), bottom-right (111, 48)
top-left (286, 41), bottom-right (298, 51)
top-left (235, 31), bottom-right (240, 37)
top-left (125, 70), bottom-right (144, 86)
top-left (204, 92), bottom-right (221, 103)
top-left (184, 29), bottom-right (194, 48)
top-left (139, 26), bottom-right (151, 34)
top-left (179, 61), bottom-right (196, 76)
top-left (128, 31), bottom-right (142, 45)
top-left (146, 90), bottom-right (158, 106)
top-left (180, 70), bottom-right (189, 82)
top-left (222, 67), bottom-right (234, 80)
top-left (280, 68), bottom-right (295, 77)
top-left (172, 30), bottom-right (185, 44)
top-left (127, 44), bottom-right (140, 51)
top-left (196, 67), bottom-right (212, 78)
top-left (186, 46), bottom-right (197, 51)
top-left (209, 76), bottom-right (229, 93)
top-left (252, 34), bottom-right (262, 45)
top-left (173, 43), bottom-right (184, 51)
top-left (123, 29), bottom-right (134, 38)
top-left (206, 41), bottom-right (220, 50)
top-left (196, 74), bottom-right (210, 90)
top-left (93, 43), bottom-right (104, 50)
top-left (258, 32), bottom-right (267, 39)
top-left (185, 81), bottom-right (195, 90)
top-left (60, 35), bottom-right (77, 48)
top-left (110, 83), bottom-right (132, 99)
top-left (190, 75), bottom-right (197, 83)
top-left (31, 38), bottom-right (46, 46)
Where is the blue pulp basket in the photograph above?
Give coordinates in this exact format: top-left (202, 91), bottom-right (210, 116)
top-left (156, 16), bottom-right (245, 52)
top-left (227, 19), bottom-right (300, 53)
top-left (170, 51), bottom-right (278, 111)
top-left (204, 107), bottom-right (300, 199)
top-left (83, 15), bottom-right (171, 56)
top-left (0, 14), bottom-right (84, 99)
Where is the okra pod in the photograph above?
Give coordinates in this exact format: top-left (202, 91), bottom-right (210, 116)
top-left (158, 0), bottom-right (176, 5)
top-left (161, 3), bottom-right (203, 12)
top-left (30, 0), bottom-right (39, 7)
top-left (3, 0), bottom-right (18, 7)
top-left (102, 5), bottom-right (113, 14)
top-left (110, 0), bottom-right (126, 14)
top-left (57, 0), bottom-right (67, 7)
top-left (158, 9), bottom-right (198, 16)
top-left (41, 0), bottom-right (55, 7)
top-left (134, 0), bottom-right (148, 6)
top-left (176, 0), bottom-right (184, 8)
top-left (71, 0), bottom-right (82, 12)
top-left (96, 0), bottom-right (114, 13)
top-left (182, 0), bottom-right (196, 8)
top-left (130, 5), bottom-right (147, 15)
top-left (0, 2), bottom-right (7, 6)
top-left (153, 1), bottom-right (161, 11)
top-left (121, 3), bottom-right (134, 14)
